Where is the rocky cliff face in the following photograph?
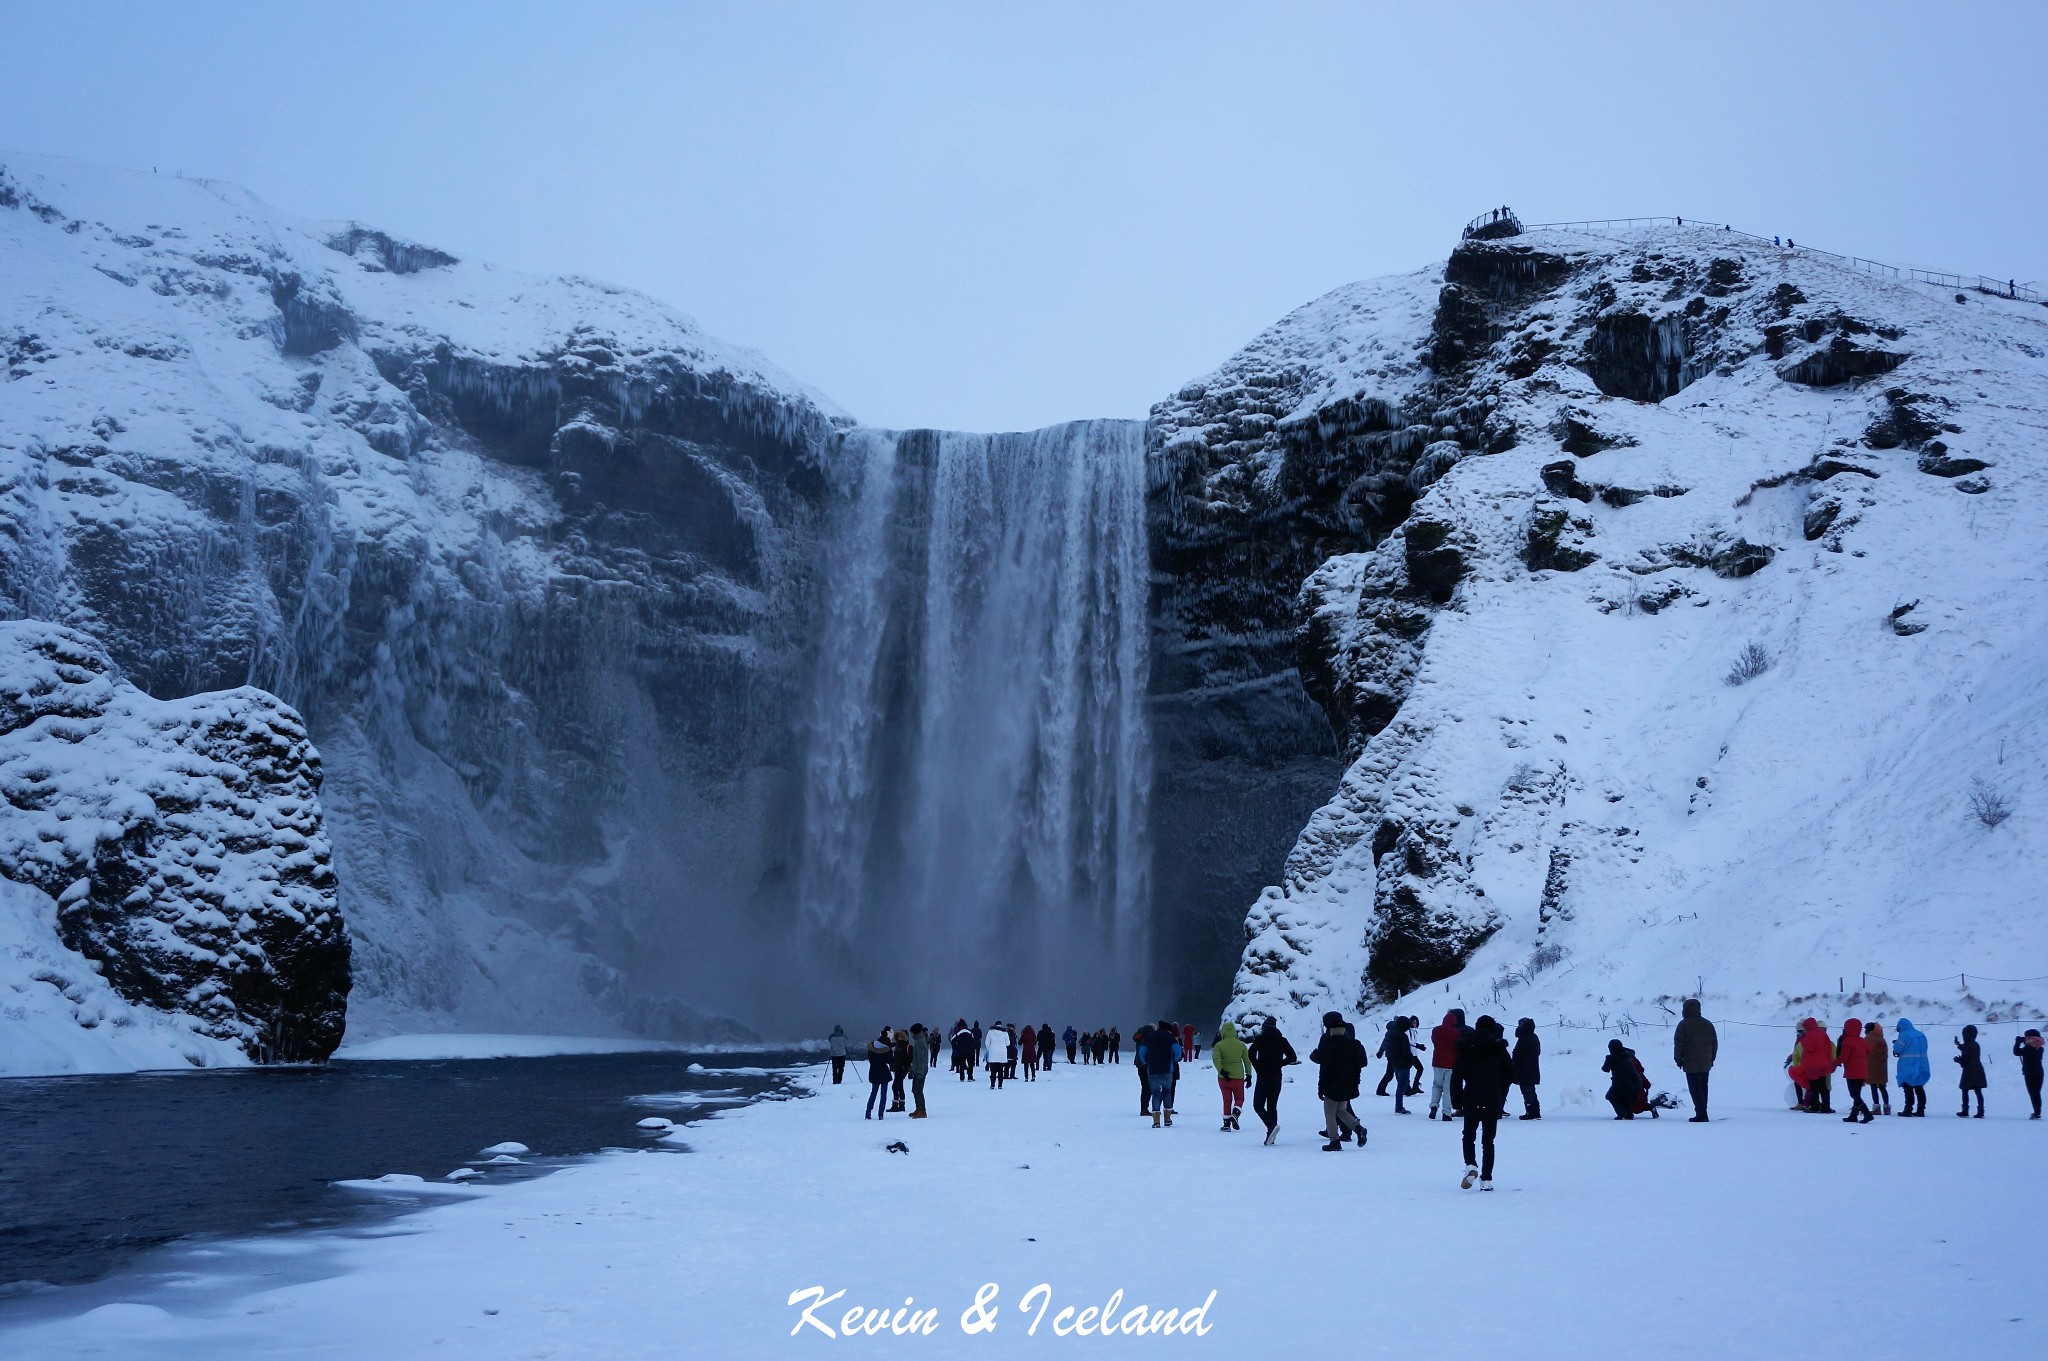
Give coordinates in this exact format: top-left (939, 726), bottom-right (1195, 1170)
top-left (1218, 224), bottom-right (2048, 1030)
top-left (0, 620), bottom-right (347, 1061)
top-left (2, 155), bottom-right (847, 1043)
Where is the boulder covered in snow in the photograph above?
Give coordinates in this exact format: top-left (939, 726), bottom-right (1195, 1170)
top-left (0, 619), bottom-right (349, 1061)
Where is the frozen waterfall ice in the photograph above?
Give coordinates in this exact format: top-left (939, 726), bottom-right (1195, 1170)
top-left (798, 420), bottom-right (1152, 1017)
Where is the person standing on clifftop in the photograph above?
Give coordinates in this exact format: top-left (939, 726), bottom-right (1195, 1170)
top-left (1672, 999), bottom-right (1717, 1122)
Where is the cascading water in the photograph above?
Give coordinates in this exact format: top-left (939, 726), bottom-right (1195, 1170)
top-left (798, 420), bottom-right (1152, 1017)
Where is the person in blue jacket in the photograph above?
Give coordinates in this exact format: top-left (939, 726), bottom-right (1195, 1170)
top-left (1893, 1019), bottom-right (1931, 1117)
top-left (1139, 1020), bottom-right (1182, 1128)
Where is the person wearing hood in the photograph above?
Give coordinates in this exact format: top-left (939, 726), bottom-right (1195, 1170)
top-left (950, 1020), bottom-right (977, 1081)
top-left (1671, 999), bottom-right (1716, 1122)
top-left (889, 1028), bottom-right (914, 1111)
top-left (1246, 1017), bottom-right (1299, 1145)
top-left (1837, 1019), bottom-right (1873, 1123)
top-left (1602, 1039), bottom-right (1644, 1118)
top-left (1866, 1022), bottom-right (1891, 1115)
top-left (2014, 1029), bottom-right (2045, 1119)
top-left (984, 1021), bottom-right (1014, 1089)
top-left (1893, 1019), bottom-right (1930, 1116)
top-left (1140, 1019), bottom-right (1182, 1127)
top-left (1512, 1017), bottom-right (1543, 1119)
top-left (1452, 1015), bottom-right (1514, 1188)
top-left (1037, 1024), bottom-right (1055, 1073)
top-left (1310, 1011), bottom-right (1368, 1151)
top-left (928, 1025), bottom-right (942, 1070)
top-left (907, 1023), bottom-right (931, 1117)
top-left (1062, 1024), bottom-right (1078, 1065)
top-left (1375, 1018), bottom-right (1415, 1113)
top-left (1795, 1018), bottom-right (1837, 1113)
top-left (827, 1024), bottom-right (849, 1085)
top-left (1955, 1024), bottom-right (1987, 1117)
top-left (1428, 1009), bottom-right (1466, 1121)
top-left (1211, 1021), bottom-right (1252, 1131)
top-left (864, 1028), bottom-right (894, 1120)
top-left (1018, 1021), bottom-right (1039, 1081)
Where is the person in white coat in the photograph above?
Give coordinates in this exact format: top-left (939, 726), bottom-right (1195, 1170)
top-left (984, 1022), bottom-right (1014, 1089)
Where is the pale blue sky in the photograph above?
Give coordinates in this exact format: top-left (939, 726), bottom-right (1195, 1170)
top-left (4, 2), bottom-right (2043, 430)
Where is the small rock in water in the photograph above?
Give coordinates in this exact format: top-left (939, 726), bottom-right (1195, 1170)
top-left (478, 1154), bottom-right (523, 1166)
top-left (686, 1063), bottom-right (706, 1073)
top-left (479, 1142), bottom-right (529, 1156)
top-left (445, 1168), bottom-right (485, 1181)
top-left (636, 1117), bottom-right (674, 1130)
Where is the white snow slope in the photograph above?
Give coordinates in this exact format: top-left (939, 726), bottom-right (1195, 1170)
top-left (1226, 225), bottom-right (2048, 1039)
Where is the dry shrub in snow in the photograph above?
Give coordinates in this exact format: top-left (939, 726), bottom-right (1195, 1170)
top-left (1724, 642), bottom-right (1772, 686)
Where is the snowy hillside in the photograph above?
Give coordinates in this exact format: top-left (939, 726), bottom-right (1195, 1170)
top-left (1219, 223), bottom-right (2048, 1036)
top-left (1, 153), bottom-right (848, 1051)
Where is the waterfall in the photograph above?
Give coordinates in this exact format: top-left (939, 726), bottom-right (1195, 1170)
top-left (798, 420), bottom-right (1152, 1016)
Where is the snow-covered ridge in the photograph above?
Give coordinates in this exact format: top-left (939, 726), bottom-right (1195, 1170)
top-left (0, 620), bottom-right (346, 1071)
top-left (1219, 223), bottom-right (2048, 1036)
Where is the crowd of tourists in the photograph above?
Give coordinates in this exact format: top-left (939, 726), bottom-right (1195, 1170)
top-left (823, 1005), bottom-right (2046, 1185)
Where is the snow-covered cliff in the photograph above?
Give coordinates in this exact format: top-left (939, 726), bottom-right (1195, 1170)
top-left (1211, 223), bottom-right (2048, 1033)
top-left (1, 153), bottom-right (849, 1048)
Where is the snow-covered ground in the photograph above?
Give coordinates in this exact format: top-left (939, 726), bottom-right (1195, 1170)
top-left (5, 1026), bottom-right (2041, 1359)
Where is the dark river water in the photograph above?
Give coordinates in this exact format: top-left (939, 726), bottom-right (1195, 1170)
top-left (0, 1050), bottom-right (811, 1294)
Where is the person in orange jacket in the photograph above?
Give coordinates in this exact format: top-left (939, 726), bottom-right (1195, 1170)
top-left (1836, 1019), bottom-right (1873, 1123)
top-left (1795, 1018), bottom-right (1837, 1113)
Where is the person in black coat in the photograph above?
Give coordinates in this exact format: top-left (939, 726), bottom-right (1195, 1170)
top-left (1955, 1025), bottom-right (1987, 1118)
top-left (864, 1028), bottom-right (894, 1120)
top-left (1375, 1018), bottom-right (1414, 1113)
top-left (1246, 1017), bottom-right (1299, 1145)
top-left (1512, 1017), bottom-right (1542, 1120)
top-left (1451, 1015), bottom-right (1515, 1187)
top-left (1309, 1011), bottom-right (1368, 1152)
top-left (1602, 1039), bottom-right (1644, 1119)
top-left (2015, 1029), bottom-right (2045, 1119)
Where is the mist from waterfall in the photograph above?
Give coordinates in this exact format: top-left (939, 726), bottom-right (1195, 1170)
top-left (798, 420), bottom-right (1152, 1019)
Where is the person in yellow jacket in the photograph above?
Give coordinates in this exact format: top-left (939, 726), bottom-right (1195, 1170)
top-left (1211, 1021), bottom-right (1252, 1131)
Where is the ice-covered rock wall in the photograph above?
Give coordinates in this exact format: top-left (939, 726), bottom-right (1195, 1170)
top-left (0, 620), bottom-right (346, 1062)
top-left (1, 154), bottom-right (848, 1044)
top-left (1215, 225), bottom-right (2048, 1034)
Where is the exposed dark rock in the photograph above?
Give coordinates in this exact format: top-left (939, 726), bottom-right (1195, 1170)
top-left (1584, 311), bottom-right (1696, 402)
top-left (1864, 387), bottom-right (1953, 450)
top-left (269, 275), bottom-right (356, 356)
top-left (1888, 600), bottom-right (1927, 636)
top-left (324, 225), bottom-right (458, 274)
top-left (1525, 499), bottom-right (1599, 572)
top-left (1803, 494), bottom-right (1843, 541)
top-left (1402, 519), bottom-right (1467, 603)
top-left (1551, 411), bottom-right (1636, 457)
top-left (1541, 459), bottom-right (1595, 502)
top-left (1777, 334), bottom-right (1908, 387)
top-left (1917, 442), bottom-right (1990, 477)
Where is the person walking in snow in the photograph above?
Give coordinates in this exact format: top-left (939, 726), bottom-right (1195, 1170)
top-left (1955, 1025), bottom-right (1987, 1118)
top-left (1513, 1017), bottom-right (1543, 1120)
top-left (1603, 1038), bottom-right (1645, 1119)
top-left (1063, 1025), bottom-right (1078, 1065)
top-left (1018, 1020), bottom-right (1039, 1081)
top-left (1837, 1019), bottom-right (1874, 1123)
top-left (828, 1024), bottom-right (849, 1085)
top-left (950, 1019), bottom-right (975, 1081)
top-left (1109, 1026), bottom-right (1121, 1063)
top-left (907, 1022), bottom-right (931, 1117)
top-left (1866, 1022), bottom-right (1892, 1115)
top-left (928, 1025), bottom-right (942, 1071)
top-left (1140, 1019), bottom-right (1182, 1127)
top-left (1452, 1015), bottom-right (1514, 1189)
top-left (1211, 1021), bottom-right (1251, 1131)
top-left (1794, 1017), bottom-right (1836, 1113)
top-left (1893, 1018), bottom-right (1931, 1116)
top-left (2015, 1029), bottom-right (2044, 1119)
top-left (1428, 1009), bottom-right (1465, 1120)
top-left (1037, 1024), bottom-right (1054, 1073)
top-left (1375, 1017), bottom-right (1413, 1112)
top-left (1402, 1017), bottom-right (1425, 1095)
top-left (1672, 999), bottom-right (1716, 1122)
top-left (1310, 1011), bottom-right (1368, 1151)
top-left (984, 1021), bottom-right (1014, 1089)
top-left (1182, 1023), bottom-right (1199, 1063)
top-left (1247, 1016), bottom-right (1298, 1145)
top-left (865, 1028), bottom-right (894, 1120)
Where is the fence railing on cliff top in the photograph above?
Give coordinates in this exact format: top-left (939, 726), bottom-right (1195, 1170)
top-left (1517, 215), bottom-right (2043, 307)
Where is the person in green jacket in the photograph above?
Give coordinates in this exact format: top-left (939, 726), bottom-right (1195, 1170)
top-left (1211, 1021), bottom-right (1252, 1131)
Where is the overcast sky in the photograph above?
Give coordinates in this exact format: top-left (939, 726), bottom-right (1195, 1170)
top-left (4, 2), bottom-right (2043, 430)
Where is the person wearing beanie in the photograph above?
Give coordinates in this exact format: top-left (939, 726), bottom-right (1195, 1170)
top-left (2015, 1029), bottom-right (2045, 1118)
top-left (1451, 1015), bottom-right (1514, 1188)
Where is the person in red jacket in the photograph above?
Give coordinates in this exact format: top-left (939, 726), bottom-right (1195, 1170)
top-left (1428, 1009), bottom-right (1466, 1121)
top-left (1019, 1020), bottom-right (1039, 1081)
top-left (1796, 1017), bottom-right (1837, 1113)
top-left (1836, 1019), bottom-right (1872, 1123)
